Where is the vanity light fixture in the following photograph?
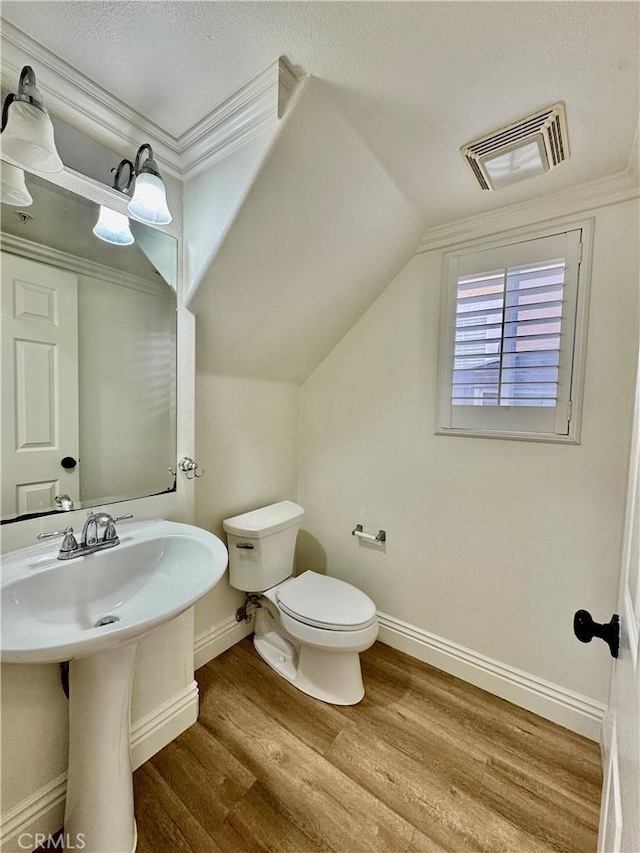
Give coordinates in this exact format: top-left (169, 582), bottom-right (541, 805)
top-left (0, 66), bottom-right (63, 173)
top-left (461, 102), bottom-right (569, 190)
top-left (127, 143), bottom-right (172, 226)
top-left (0, 161), bottom-right (33, 207)
top-left (93, 159), bottom-right (135, 246)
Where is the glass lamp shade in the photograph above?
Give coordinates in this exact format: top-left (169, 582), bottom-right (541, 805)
top-left (93, 206), bottom-right (135, 246)
top-left (127, 172), bottom-right (172, 225)
top-left (0, 101), bottom-right (63, 173)
top-left (0, 161), bottom-right (33, 206)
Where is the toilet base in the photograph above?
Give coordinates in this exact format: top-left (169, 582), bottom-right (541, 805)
top-left (253, 608), bottom-right (366, 705)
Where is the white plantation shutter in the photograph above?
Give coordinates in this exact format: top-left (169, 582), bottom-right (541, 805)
top-left (438, 229), bottom-right (586, 440)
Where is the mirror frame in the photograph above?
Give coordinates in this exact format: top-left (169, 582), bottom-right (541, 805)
top-left (0, 161), bottom-right (183, 525)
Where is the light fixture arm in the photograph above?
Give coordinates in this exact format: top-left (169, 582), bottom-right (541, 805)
top-left (15, 66), bottom-right (46, 110)
top-left (134, 143), bottom-right (161, 178)
top-left (1, 94), bottom-right (15, 134)
top-left (112, 159), bottom-right (135, 194)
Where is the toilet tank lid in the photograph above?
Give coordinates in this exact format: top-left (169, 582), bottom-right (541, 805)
top-left (222, 501), bottom-right (305, 538)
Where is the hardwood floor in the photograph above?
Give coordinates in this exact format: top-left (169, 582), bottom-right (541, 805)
top-left (133, 639), bottom-right (602, 853)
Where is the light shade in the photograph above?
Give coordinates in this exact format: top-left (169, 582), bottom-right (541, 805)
top-left (127, 173), bottom-right (172, 225)
top-left (1, 100), bottom-right (63, 173)
top-left (0, 161), bottom-right (33, 206)
top-left (92, 206), bottom-right (135, 246)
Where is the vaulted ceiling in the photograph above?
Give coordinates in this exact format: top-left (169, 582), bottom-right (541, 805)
top-left (2, 1), bottom-right (638, 230)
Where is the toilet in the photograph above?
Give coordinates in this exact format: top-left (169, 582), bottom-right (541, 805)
top-left (223, 501), bottom-right (378, 705)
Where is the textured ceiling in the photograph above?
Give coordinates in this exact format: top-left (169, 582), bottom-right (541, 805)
top-left (1, 1), bottom-right (638, 227)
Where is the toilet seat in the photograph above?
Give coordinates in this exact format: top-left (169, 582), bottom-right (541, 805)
top-left (276, 571), bottom-right (377, 631)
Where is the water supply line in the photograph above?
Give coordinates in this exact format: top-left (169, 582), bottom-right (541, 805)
top-left (235, 593), bottom-right (263, 624)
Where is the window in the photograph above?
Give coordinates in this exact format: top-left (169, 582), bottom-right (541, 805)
top-left (437, 225), bottom-right (591, 442)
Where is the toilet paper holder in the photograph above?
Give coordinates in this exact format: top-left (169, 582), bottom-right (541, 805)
top-left (352, 524), bottom-right (386, 544)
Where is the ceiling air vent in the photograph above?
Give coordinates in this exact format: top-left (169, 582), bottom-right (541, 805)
top-left (461, 103), bottom-right (569, 191)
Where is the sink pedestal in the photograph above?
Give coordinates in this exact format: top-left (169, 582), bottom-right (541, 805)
top-left (2, 520), bottom-right (229, 851)
top-left (65, 642), bottom-right (139, 853)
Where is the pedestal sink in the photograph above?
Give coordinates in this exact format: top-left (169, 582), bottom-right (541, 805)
top-left (1, 519), bottom-right (228, 852)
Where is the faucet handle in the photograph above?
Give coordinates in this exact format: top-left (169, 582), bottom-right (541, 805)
top-left (37, 525), bottom-right (74, 540)
top-left (100, 513), bottom-right (133, 542)
top-left (91, 512), bottom-right (133, 525)
top-left (37, 526), bottom-right (78, 554)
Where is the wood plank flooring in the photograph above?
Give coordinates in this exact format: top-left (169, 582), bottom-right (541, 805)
top-left (133, 639), bottom-right (602, 853)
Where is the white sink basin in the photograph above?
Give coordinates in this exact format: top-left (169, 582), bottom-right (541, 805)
top-left (1, 518), bottom-right (228, 663)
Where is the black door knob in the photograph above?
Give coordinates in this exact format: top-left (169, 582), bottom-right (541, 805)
top-left (573, 609), bottom-right (619, 658)
top-left (60, 456), bottom-right (77, 470)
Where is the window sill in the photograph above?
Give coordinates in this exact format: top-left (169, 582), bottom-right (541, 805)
top-left (435, 426), bottom-right (580, 445)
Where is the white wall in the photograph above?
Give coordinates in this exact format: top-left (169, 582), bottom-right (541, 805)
top-left (183, 127), bottom-right (276, 304)
top-left (298, 197), bottom-right (639, 724)
top-left (193, 374), bottom-right (300, 657)
top-left (185, 79), bottom-right (424, 663)
top-left (183, 126), bottom-right (303, 660)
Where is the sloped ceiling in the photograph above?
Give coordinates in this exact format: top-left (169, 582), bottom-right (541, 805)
top-left (1, 2), bottom-right (638, 228)
top-left (189, 78), bottom-right (425, 382)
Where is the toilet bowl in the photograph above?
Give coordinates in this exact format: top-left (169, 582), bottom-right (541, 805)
top-left (255, 570), bottom-right (378, 704)
top-left (223, 501), bottom-right (378, 705)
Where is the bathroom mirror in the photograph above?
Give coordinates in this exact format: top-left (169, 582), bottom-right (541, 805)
top-left (1, 169), bottom-right (177, 523)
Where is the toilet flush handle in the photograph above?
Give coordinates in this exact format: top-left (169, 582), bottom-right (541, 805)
top-left (236, 542), bottom-right (254, 550)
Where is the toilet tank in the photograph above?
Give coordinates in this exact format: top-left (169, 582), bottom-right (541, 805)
top-left (222, 501), bottom-right (305, 592)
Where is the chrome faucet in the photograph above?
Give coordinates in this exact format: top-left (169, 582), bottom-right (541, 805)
top-left (80, 511), bottom-right (133, 549)
top-left (37, 512), bottom-right (133, 560)
top-left (55, 494), bottom-right (74, 511)
top-left (81, 512), bottom-right (100, 548)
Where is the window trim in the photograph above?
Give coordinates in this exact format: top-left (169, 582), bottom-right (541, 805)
top-left (435, 218), bottom-right (594, 444)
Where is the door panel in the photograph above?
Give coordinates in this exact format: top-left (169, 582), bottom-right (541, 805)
top-left (598, 346), bottom-right (640, 852)
top-left (1, 253), bottom-right (79, 517)
top-left (16, 480), bottom-right (58, 515)
top-left (15, 338), bottom-right (57, 448)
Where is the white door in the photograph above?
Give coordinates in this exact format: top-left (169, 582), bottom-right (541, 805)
top-left (1, 252), bottom-right (79, 517)
top-left (597, 345), bottom-right (640, 852)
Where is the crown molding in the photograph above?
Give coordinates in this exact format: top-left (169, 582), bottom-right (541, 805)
top-left (417, 169), bottom-right (639, 254)
top-left (171, 57), bottom-right (299, 178)
top-left (0, 21), bottom-right (299, 179)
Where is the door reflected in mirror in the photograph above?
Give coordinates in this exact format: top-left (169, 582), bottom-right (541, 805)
top-left (1, 170), bottom-right (177, 523)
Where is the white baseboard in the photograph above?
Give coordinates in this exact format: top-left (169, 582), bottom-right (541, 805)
top-left (377, 612), bottom-right (605, 741)
top-left (1, 615), bottom-right (249, 851)
top-left (130, 680), bottom-right (199, 770)
top-left (194, 615), bottom-right (253, 670)
top-left (0, 773), bottom-right (66, 853)
top-left (0, 681), bottom-right (199, 853)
